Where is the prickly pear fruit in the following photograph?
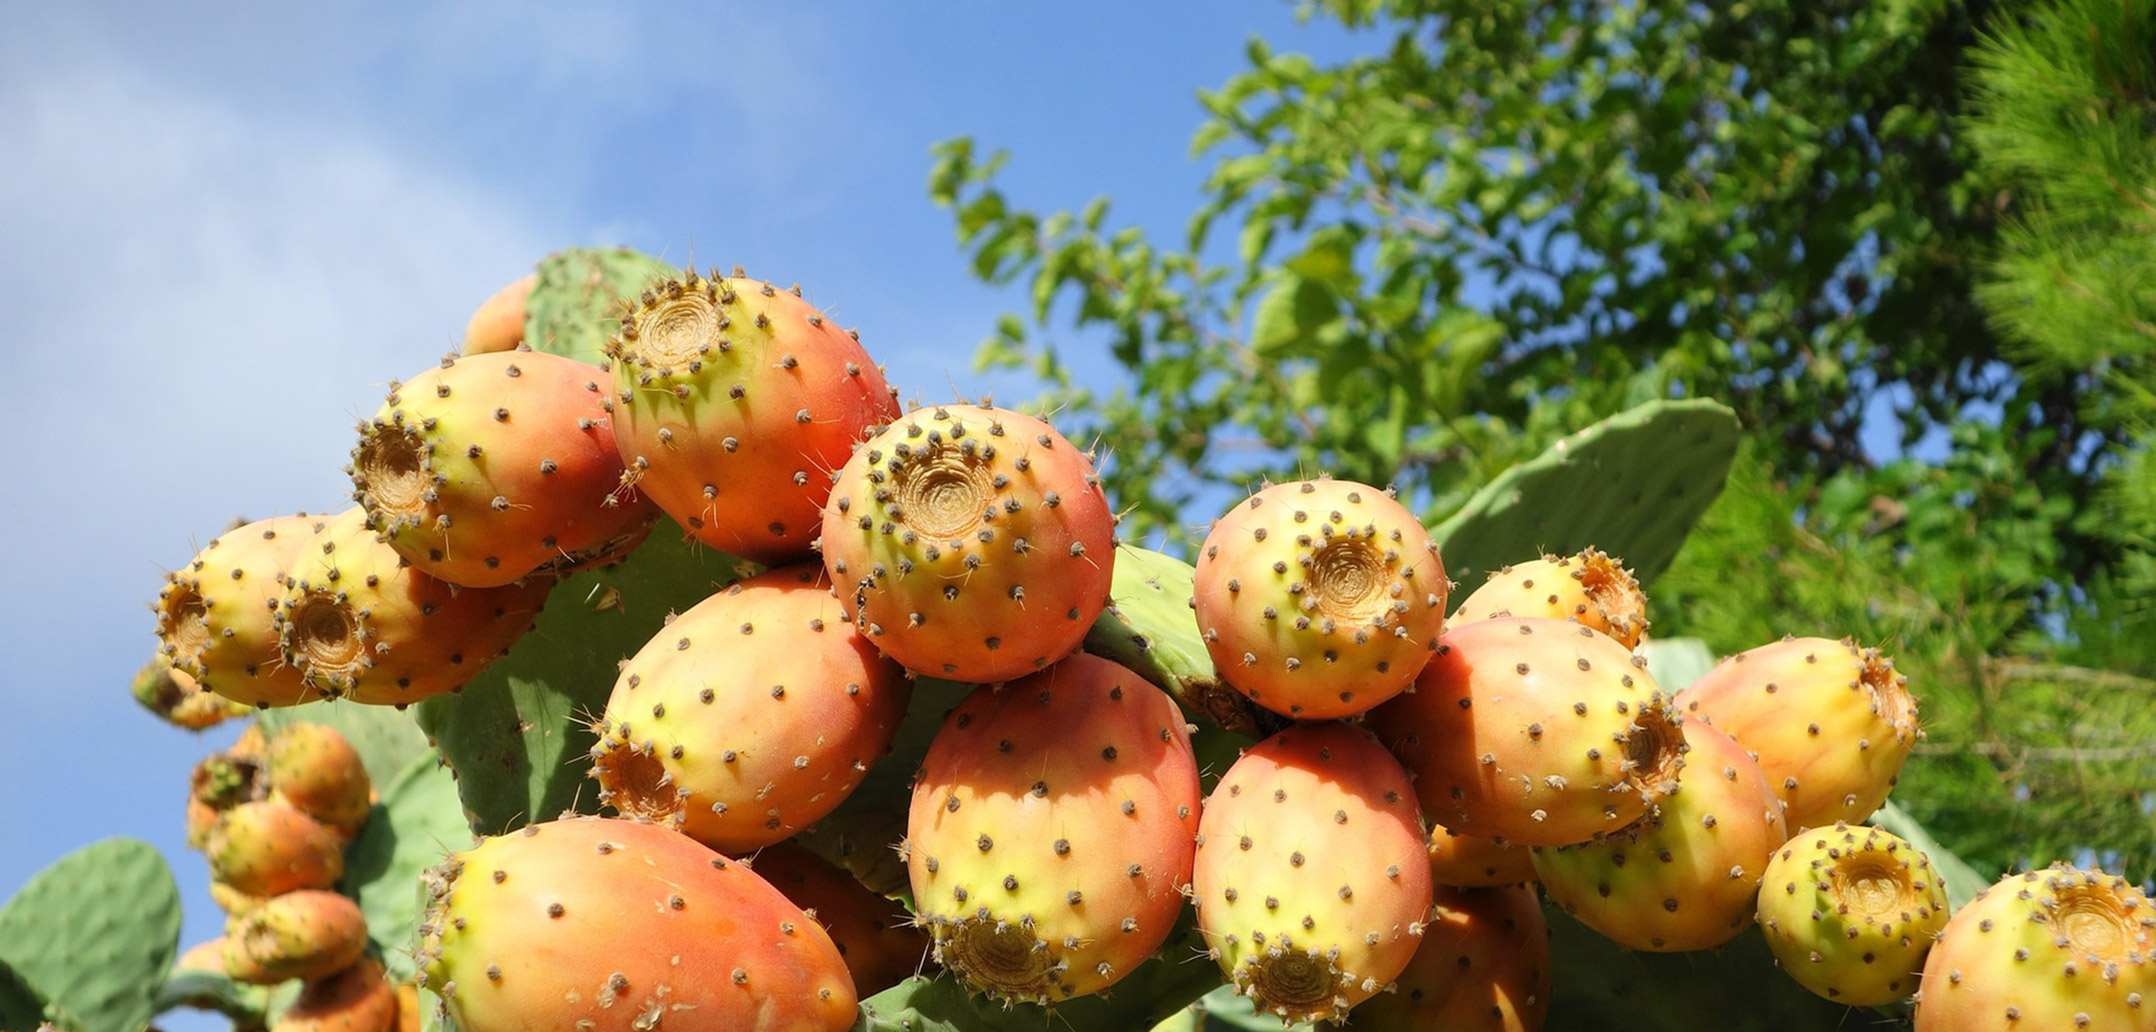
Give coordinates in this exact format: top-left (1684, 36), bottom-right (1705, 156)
top-left (1192, 721), bottom-right (1432, 1025)
top-left (132, 654), bottom-right (249, 730)
top-left (224, 890), bottom-right (369, 984)
top-left (604, 269), bottom-right (901, 563)
top-left (590, 564), bottom-right (910, 853)
top-left (1350, 883), bottom-right (1552, 1031)
top-left (351, 350), bottom-right (655, 588)
top-left (463, 273), bottom-right (535, 355)
top-left (416, 815), bottom-right (857, 1032)
top-left (277, 508), bottom-right (551, 704)
top-left (1915, 864), bottom-right (2154, 1031)
top-left (1428, 820), bottom-right (1538, 888)
top-left (1677, 636), bottom-right (1920, 830)
top-left (271, 957), bottom-right (399, 1032)
top-left (1757, 823), bottom-right (1950, 1005)
top-left (175, 938), bottom-right (229, 975)
top-left (156, 514), bottom-right (327, 708)
top-left (266, 723), bottom-right (373, 840)
top-left (188, 751), bottom-right (264, 848)
top-left (1531, 720), bottom-right (1786, 952)
top-left (905, 655), bottom-right (1200, 1004)
top-left (207, 880), bottom-right (272, 920)
top-left (1369, 618), bottom-right (1686, 846)
top-left (1192, 478), bottom-right (1446, 719)
top-left (822, 404), bottom-right (1116, 682)
top-left (747, 840), bottom-right (931, 996)
top-left (204, 800), bottom-right (345, 898)
top-left (1452, 548), bottom-right (1648, 649)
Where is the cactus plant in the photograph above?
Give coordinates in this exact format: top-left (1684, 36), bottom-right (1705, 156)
top-left (0, 839), bottom-right (181, 1032)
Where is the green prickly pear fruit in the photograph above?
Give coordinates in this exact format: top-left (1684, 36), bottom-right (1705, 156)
top-left (351, 350), bottom-right (656, 588)
top-left (1192, 721), bottom-right (1432, 1025)
top-left (204, 800), bottom-right (345, 898)
top-left (1677, 636), bottom-right (1920, 830)
top-left (606, 269), bottom-right (901, 564)
top-left (132, 654), bottom-right (249, 730)
top-left (589, 564), bottom-right (910, 853)
top-left (747, 840), bottom-right (932, 996)
top-left (1915, 864), bottom-right (2154, 1031)
top-left (276, 508), bottom-right (551, 704)
top-left (416, 815), bottom-right (857, 1032)
top-left (463, 273), bottom-right (535, 356)
top-left (156, 513), bottom-right (329, 709)
top-left (905, 655), bottom-right (1201, 1004)
top-left (1346, 883), bottom-right (1551, 1031)
top-left (270, 957), bottom-right (399, 1032)
top-left (1369, 618), bottom-right (1687, 846)
top-left (1428, 820), bottom-right (1537, 888)
top-left (822, 404), bottom-right (1116, 683)
top-left (1451, 548), bottom-right (1648, 649)
top-left (264, 722), bottom-right (373, 841)
top-left (224, 890), bottom-right (369, 984)
top-left (1192, 477), bottom-right (1447, 719)
top-left (1531, 720), bottom-right (1787, 952)
top-left (1756, 822), bottom-right (1950, 1005)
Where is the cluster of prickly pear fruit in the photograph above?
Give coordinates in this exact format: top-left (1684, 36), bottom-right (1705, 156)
top-left (95, 247), bottom-right (2127, 1032)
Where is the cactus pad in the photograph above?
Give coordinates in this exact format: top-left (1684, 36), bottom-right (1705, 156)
top-left (0, 839), bottom-right (181, 1032)
top-left (1085, 544), bottom-right (1265, 735)
top-left (338, 751), bottom-right (469, 980)
top-left (522, 247), bottom-right (676, 366)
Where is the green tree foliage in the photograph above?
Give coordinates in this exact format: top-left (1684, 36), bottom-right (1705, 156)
top-left (933, 0), bottom-right (2156, 882)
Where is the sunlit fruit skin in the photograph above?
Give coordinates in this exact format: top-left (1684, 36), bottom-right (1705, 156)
top-left (269, 957), bottom-right (399, 1032)
top-left (276, 508), bottom-right (551, 705)
top-left (1428, 819), bottom-right (1539, 888)
top-left (589, 564), bottom-right (911, 854)
top-left (1350, 883), bottom-right (1552, 1031)
top-left (905, 655), bottom-right (1200, 1005)
top-left (417, 816), bottom-right (857, 1032)
top-left (1192, 721), bottom-right (1432, 1025)
top-left (605, 270), bottom-right (901, 564)
top-left (1192, 478), bottom-right (1446, 719)
top-left (1368, 618), bottom-right (1687, 847)
top-left (265, 722), bottom-right (373, 840)
top-left (1451, 548), bottom-right (1648, 649)
top-left (351, 349), bottom-right (655, 588)
top-left (204, 800), bottom-right (345, 898)
top-left (1914, 864), bottom-right (2155, 1032)
top-left (1757, 823), bottom-right (1950, 1006)
top-left (224, 889), bottom-right (369, 984)
top-left (822, 404), bottom-right (1115, 683)
top-left (1676, 636), bottom-right (1920, 830)
top-left (1530, 720), bottom-right (1787, 952)
top-left (156, 514), bottom-right (329, 709)
top-left (747, 840), bottom-right (932, 997)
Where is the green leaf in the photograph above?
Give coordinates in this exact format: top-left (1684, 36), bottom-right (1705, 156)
top-left (1248, 275), bottom-right (1338, 356)
top-left (0, 840), bottom-right (180, 1032)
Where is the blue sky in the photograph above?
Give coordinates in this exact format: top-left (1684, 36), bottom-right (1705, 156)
top-left (0, 3), bottom-right (1377, 1025)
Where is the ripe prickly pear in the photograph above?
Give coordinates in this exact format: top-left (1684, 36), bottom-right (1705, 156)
top-left (1677, 636), bottom-right (1920, 830)
top-left (1350, 883), bottom-right (1552, 1031)
top-left (589, 564), bottom-right (910, 854)
top-left (747, 840), bottom-right (931, 997)
top-left (156, 514), bottom-right (328, 709)
top-left (1914, 864), bottom-right (2154, 1031)
top-left (1757, 822), bottom-right (1950, 1005)
top-left (204, 800), bottom-right (345, 898)
top-left (463, 273), bottom-right (535, 356)
top-left (224, 890), bottom-right (369, 984)
top-left (1369, 618), bottom-right (1686, 846)
top-left (822, 404), bottom-right (1116, 682)
top-left (605, 269), bottom-right (901, 563)
top-left (271, 957), bottom-right (399, 1032)
top-left (905, 655), bottom-right (1200, 1004)
top-left (1191, 477), bottom-right (1446, 719)
top-left (266, 722), bottom-right (373, 840)
top-left (1452, 548), bottom-right (1648, 648)
top-left (1530, 719), bottom-right (1786, 952)
top-left (416, 816), bottom-right (857, 1032)
top-left (1428, 820), bottom-right (1538, 888)
top-left (351, 350), bottom-right (655, 588)
top-left (1192, 721), bottom-right (1432, 1025)
top-left (276, 508), bottom-right (551, 704)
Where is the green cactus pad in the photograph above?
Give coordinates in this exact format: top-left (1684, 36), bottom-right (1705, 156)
top-left (414, 523), bottom-right (742, 835)
top-left (150, 968), bottom-right (280, 1030)
top-left (1638, 636), bottom-right (1719, 694)
top-left (1085, 544), bottom-right (1267, 736)
top-left (338, 752), bottom-right (469, 981)
top-left (0, 959), bottom-right (46, 1031)
top-left (1545, 907), bottom-right (1853, 1029)
top-left (1433, 399), bottom-right (1740, 589)
top-left (257, 700), bottom-right (434, 793)
top-left (0, 839), bottom-right (181, 1032)
top-left (522, 247), bottom-right (677, 366)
